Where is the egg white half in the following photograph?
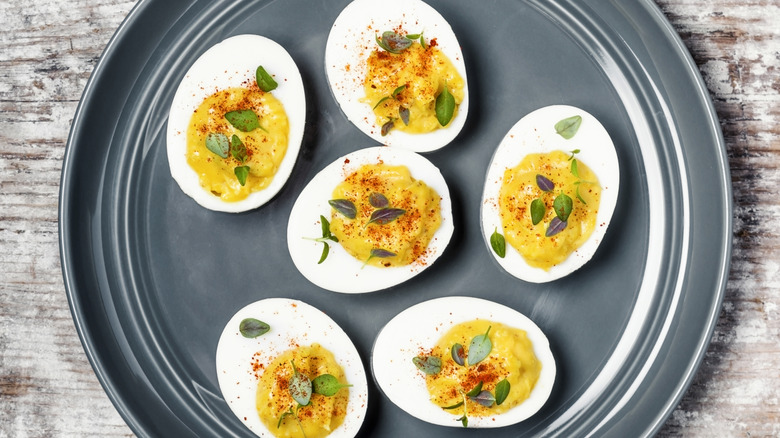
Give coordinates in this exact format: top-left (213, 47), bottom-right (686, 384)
top-left (372, 296), bottom-right (556, 428)
top-left (287, 146), bottom-right (454, 293)
top-left (167, 34), bottom-right (306, 212)
top-left (215, 298), bottom-right (368, 437)
top-left (324, 0), bottom-right (469, 152)
top-left (481, 105), bottom-right (620, 283)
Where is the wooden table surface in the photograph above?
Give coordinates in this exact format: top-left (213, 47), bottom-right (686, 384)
top-left (1, 0), bottom-right (778, 436)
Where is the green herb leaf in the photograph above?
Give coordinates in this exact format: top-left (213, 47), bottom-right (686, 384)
top-left (312, 374), bottom-right (352, 396)
top-left (412, 356), bottom-right (442, 375)
top-left (536, 174), bottom-right (554, 192)
top-left (442, 401), bottom-right (464, 410)
top-left (399, 106), bottom-right (410, 126)
top-left (368, 248), bottom-right (396, 260)
top-left (230, 135), bottom-right (248, 163)
top-left (320, 215), bottom-right (332, 239)
top-left (555, 115), bottom-right (582, 139)
top-left (467, 326), bottom-right (492, 366)
top-left (575, 184), bottom-right (587, 204)
top-left (205, 133), bottom-right (229, 158)
top-left (553, 193), bottom-right (573, 221)
top-left (225, 109), bottom-right (261, 132)
top-left (328, 199), bottom-right (357, 219)
top-left (530, 198), bottom-right (545, 225)
top-left (277, 408), bottom-right (294, 429)
top-left (376, 31), bottom-right (413, 53)
top-left (289, 361), bottom-right (312, 406)
top-left (234, 165), bottom-right (250, 186)
top-left (494, 378), bottom-right (510, 405)
top-left (465, 381), bottom-right (484, 398)
top-left (318, 242), bottom-right (330, 264)
top-left (373, 96), bottom-right (391, 109)
top-left (405, 33), bottom-right (421, 39)
top-left (435, 84), bottom-right (455, 126)
top-left (392, 84), bottom-right (407, 98)
top-left (569, 149), bottom-right (581, 159)
top-left (368, 192), bottom-right (389, 208)
top-left (457, 415), bottom-right (468, 428)
top-left (570, 158), bottom-right (580, 178)
top-left (451, 343), bottom-right (465, 366)
top-left (239, 318), bottom-right (270, 338)
top-left (546, 216), bottom-right (567, 237)
top-left (420, 32), bottom-right (427, 49)
top-left (490, 228), bottom-right (506, 258)
top-left (381, 119), bottom-right (395, 136)
top-left (471, 390), bottom-right (496, 407)
top-left (255, 65), bottom-right (278, 92)
top-left (366, 207), bottom-right (405, 226)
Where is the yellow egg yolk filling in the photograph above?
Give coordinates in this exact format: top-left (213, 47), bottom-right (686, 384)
top-left (499, 150), bottom-right (601, 270)
top-left (364, 41), bottom-right (464, 133)
top-left (186, 85), bottom-right (289, 202)
top-left (256, 344), bottom-right (349, 438)
top-left (425, 320), bottom-right (541, 417)
top-left (329, 163), bottom-right (442, 268)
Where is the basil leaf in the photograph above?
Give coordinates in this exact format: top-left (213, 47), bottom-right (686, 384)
top-left (570, 158), bottom-right (580, 178)
top-left (451, 343), bottom-right (465, 366)
top-left (239, 318), bottom-right (270, 338)
top-left (465, 381), bottom-right (483, 397)
top-left (255, 65), bottom-right (278, 92)
top-left (230, 135), bottom-right (248, 163)
top-left (494, 378), bottom-right (510, 405)
top-left (405, 33), bottom-right (421, 39)
top-left (392, 84), bottom-right (407, 98)
top-left (205, 133), bottom-right (229, 158)
top-left (555, 115), bottom-right (582, 139)
top-left (576, 184), bottom-right (587, 205)
top-left (367, 207), bottom-right (405, 226)
top-left (412, 356), bottom-right (441, 375)
top-left (381, 119), bottom-right (394, 136)
top-left (490, 228), bottom-right (506, 258)
top-left (369, 248), bottom-right (396, 259)
top-left (328, 199), bottom-right (357, 219)
top-left (470, 390), bottom-right (496, 407)
top-left (553, 193), bottom-right (573, 221)
top-left (442, 401), bottom-right (464, 410)
top-left (234, 165), bottom-right (250, 186)
top-left (457, 415), bottom-right (468, 428)
top-left (536, 174), bottom-right (554, 192)
top-left (546, 217), bottom-right (568, 237)
top-left (318, 242), bottom-right (329, 264)
top-left (420, 33), bottom-right (428, 49)
top-left (399, 106), bottom-right (410, 126)
top-left (289, 361), bottom-right (312, 406)
top-left (467, 326), bottom-right (492, 366)
top-left (225, 109), bottom-right (260, 132)
top-left (376, 31), bottom-right (412, 53)
top-left (435, 85), bottom-right (455, 126)
top-left (530, 198), bottom-right (545, 225)
top-left (320, 215), bottom-right (331, 238)
top-left (277, 409), bottom-right (294, 429)
top-left (368, 192), bottom-right (389, 208)
top-left (373, 96), bottom-right (391, 109)
top-left (312, 374), bottom-right (352, 396)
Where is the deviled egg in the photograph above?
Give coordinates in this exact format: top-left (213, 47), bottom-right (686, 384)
top-left (287, 146), bottom-right (454, 293)
top-left (372, 296), bottom-right (555, 428)
top-left (481, 105), bottom-right (619, 283)
top-left (215, 298), bottom-right (368, 438)
top-left (167, 34), bottom-right (305, 212)
top-left (325, 0), bottom-right (469, 152)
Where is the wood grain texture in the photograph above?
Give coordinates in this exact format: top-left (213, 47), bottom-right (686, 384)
top-left (0, 0), bottom-right (777, 437)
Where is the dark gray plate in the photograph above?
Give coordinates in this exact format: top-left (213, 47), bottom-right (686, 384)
top-left (59, 0), bottom-right (731, 436)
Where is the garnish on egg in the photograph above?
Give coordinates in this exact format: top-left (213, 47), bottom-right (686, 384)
top-left (481, 105), bottom-right (619, 282)
top-left (411, 322), bottom-right (532, 428)
top-left (287, 146), bottom-right (454, 293)
top-left (324, 0), bottom-right (469, 152)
